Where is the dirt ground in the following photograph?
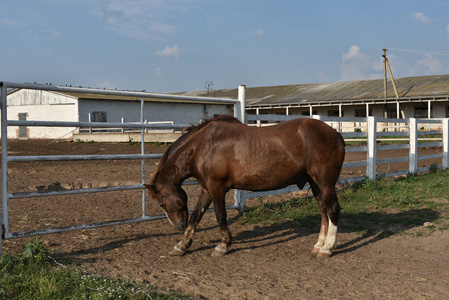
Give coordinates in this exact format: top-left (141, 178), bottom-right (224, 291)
top-left (2, 139), bottom-right (449, 299)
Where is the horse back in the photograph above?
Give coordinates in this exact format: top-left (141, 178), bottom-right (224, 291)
top-left (191, 117), bottom-right (345, 191)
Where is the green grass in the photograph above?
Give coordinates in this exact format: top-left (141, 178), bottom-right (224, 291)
top-left (242, 170), bottom-right (449, 238)
top-left (0, 238), bottom-right (190, 300)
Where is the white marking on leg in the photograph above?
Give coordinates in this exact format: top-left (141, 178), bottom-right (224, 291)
top-left (320, 216), bottom-right (338, 254)
top-left (314, 224), bottom-right (326, 249)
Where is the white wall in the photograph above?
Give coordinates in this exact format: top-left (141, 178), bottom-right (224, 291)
top-left (7, 89), bottom-right (77, 106)
top-left (1, 89), bottom-right (79, 139)
top-left (5, 104), bottom-right (79, 139)
top-left (78, 99), bottom-right (233, 125)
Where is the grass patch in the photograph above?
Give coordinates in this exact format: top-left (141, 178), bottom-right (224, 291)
top-left (0, 237), bottom-right (190, 299)
top-left (242, 170), bottom-right (449, 237)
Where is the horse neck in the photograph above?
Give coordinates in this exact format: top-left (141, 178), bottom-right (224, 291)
top-left (157, 143), bottom-right (194, 187)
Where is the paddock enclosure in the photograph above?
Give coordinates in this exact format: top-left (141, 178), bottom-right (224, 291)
top-left (2, 140), bottom-right (449, 299)
top-left (2, 82), bottom-right (449, 298)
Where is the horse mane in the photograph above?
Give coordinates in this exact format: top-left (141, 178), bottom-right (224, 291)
top-left (150, 115), bottom-right (239, 184)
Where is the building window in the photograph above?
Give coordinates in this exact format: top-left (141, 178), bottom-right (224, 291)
top-left (302, 110), bottom-right (317, 116)
top-left (328, 110), bottom-right (344, 117)
top-left (384, 106), bottom-right (397, 118)
top-left (18, 113), bottom-right (28, 138)
top-left (355, 109), bottom-right (372, 117)
top-left (414, 106), bottom-right (431, 118)
top-left (446, 106), bottom-right (449, 118)
top-left (91, 111), bottom-right (107, 122)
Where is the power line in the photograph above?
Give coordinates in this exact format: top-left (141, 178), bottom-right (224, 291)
top-left (389, 48), bottom-right (449, 56)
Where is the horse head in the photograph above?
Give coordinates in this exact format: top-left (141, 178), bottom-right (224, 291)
top-left (144, 182), bottom-right (188, 232)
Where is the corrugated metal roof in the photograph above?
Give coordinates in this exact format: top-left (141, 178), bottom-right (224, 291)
top-left (9, 74), bottom-right (449, 107)
top-left (183, 74), bottom-right (449, 107)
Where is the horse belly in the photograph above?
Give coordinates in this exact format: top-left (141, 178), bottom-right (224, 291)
top-left (230, 157), bottom-right (304, 191)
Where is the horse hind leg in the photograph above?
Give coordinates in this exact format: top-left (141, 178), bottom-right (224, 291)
top-left (316, 187), bottom-right (340, 258)
top-left (311, 213), bottom-right (328, 255)
top-left (308, 180), bottom-right (340, 257)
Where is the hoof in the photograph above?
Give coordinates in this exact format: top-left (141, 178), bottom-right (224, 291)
top-left (311, 246), bottom-right (320, 255)
top-left (317, 249), bottom-right (332, 258)
top-left (169, 244), bottom-right (186, 256)
top-left (212, 243), bottom-right (228, 257)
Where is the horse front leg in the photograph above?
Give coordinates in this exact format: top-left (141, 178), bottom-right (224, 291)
top-left (170, 188), bottom-right (212, 256)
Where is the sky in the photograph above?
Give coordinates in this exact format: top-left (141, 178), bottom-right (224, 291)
top-left (1, 0), bottom-right (449, 93)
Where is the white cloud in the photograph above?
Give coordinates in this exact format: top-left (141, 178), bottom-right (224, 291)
top-left (154, 66), bottom-right (163, 77)
top-left (92, 3), bottom-right (125, 23)
top-left (97, 80), bottom-right (114, 89)
top-left (340, 45), bottom-right (382, 81)
top-left (251, 29), bottom-right (263, 36)
top-left (317, 72), bottom-right (331, 82)
top-left (416, 53), bottom-right (441, 74)
top-left (0, 17), bottom-right (22, 26)
top-left (413, 12), bottom-right (431, 24)
top-left (154, 45), bottom-right (183, 59)
top-left (90, 1), bottom-right (196, 40)
top-left (342, 45), bottom-right (362, 61)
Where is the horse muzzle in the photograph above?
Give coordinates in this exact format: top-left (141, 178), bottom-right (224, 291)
top-left (173, 220), bottom-right (187, 232)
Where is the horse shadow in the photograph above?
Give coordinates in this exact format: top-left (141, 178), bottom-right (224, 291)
top-left (53, 232), bottom-right (170, 264)
top-left (55, 207), bottom-right (440, 261)
top-left (220, 207), bottom-right (440, 256)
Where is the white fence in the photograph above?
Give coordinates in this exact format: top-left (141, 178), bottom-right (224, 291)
top-left (0, 81), bottom-right (246, 255)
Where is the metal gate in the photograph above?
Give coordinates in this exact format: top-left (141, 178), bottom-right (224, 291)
top-left (0, 81), bottom-right (246, 254)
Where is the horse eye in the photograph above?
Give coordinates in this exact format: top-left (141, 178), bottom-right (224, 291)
top-left (160, 203), bottom-right (166, 208)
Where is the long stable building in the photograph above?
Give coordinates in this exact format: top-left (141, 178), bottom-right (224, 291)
top-left (3, 74), bottom-right (449, 140)
top-left (185, 74), bottom-right (449, 119)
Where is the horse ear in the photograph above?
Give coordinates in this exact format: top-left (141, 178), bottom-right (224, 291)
top-left (143, 183), bottom-right (155, 191)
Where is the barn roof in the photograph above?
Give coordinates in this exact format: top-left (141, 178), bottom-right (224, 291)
top-left (6, 86), bottom-right (235, 105)
top-left (182, 74), bottom-right (449, 108)
top-left (6, 74), bottom-right (449, 108)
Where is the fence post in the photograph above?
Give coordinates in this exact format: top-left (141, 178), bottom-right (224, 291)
top-left (409, 118), bottom-right (418, 176)
top-left (140, 97), bottom-right (147, 217)
top-left (234, 190), bottom-right (247, 212)
top-left (443, 119), bottom-right (449, 170)
top-left (366, 116), bottom-right (377, 181)
top-left (88, 113), bottom-right (92, 133)
top-left (1, 83), bottom-right (8, 255)
top-left (237, 85), bottom-right (246, 124)
top-left (234, 85), bottom-right (246, 211)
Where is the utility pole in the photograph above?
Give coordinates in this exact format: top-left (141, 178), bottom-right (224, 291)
top-left (383, 48), bottom-right (404, 120)
top-left (383, 48), bottom-right (388, 100)
top-left (382, 49), bottom-right (399, 100)
top-left (205, 81), bottom-right (213, 96)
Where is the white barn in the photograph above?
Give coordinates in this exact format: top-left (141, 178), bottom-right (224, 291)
top-left (2, 88), bottom-right (233, 140)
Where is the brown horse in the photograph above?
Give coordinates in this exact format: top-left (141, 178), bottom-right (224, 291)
top-left (144, 115), bottom-right (345, 257)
